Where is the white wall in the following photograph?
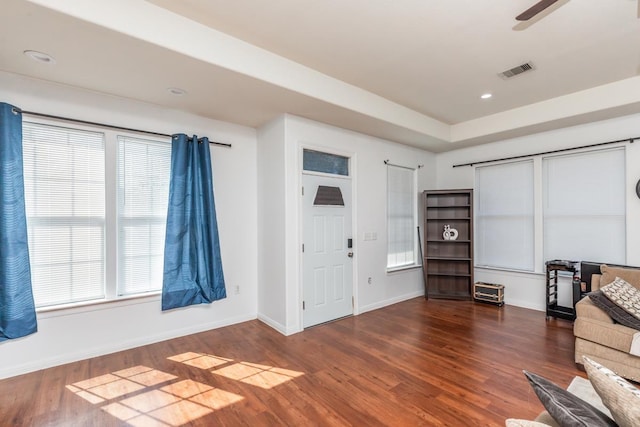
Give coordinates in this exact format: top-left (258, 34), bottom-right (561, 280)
top-left (436, 113), bottom-right (640, 310)
top-left (256, 116), bottom-right (288, 332)
top-left (268, 115), bottom-right (437, 333)
top-left (13, 68), bottom-right (637, 377)
top-left (0, 72), bottom-right (258, 379)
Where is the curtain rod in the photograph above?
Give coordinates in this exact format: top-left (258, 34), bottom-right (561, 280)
top-left (383, 159), bottom-right (424, 169)
top-left (452, 137), bottom-right (637, 168)
top-left (16, 109), bottom-right (232, 148)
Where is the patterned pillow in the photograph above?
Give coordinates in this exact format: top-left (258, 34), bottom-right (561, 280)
top-left (583, 356), bottom-right (640, 427)
top-left (523, 371), bottom-right (617, 427)
top-left (600, 277), bottom-right (640, 321)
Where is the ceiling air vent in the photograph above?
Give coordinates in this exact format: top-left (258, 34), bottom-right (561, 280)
top-left (499, 62), bottom-right (535, 79)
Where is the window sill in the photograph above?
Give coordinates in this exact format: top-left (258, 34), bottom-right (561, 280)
top-left (386, 264), bottom-right (422, 274)
top-left (474, 265), bottom-right (543, 276)
top-left (36, 292), bottom-right (161, 319)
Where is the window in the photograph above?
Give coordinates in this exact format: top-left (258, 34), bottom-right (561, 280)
top-left (474, 147), bottom-right (627, 273)
top-left (303, 149), bottom-right (349, 176)
top-left (23, 123), bottom-right (106, 307)
top-left (118, 136), bottom-right (171, 296)
top-left (475, 161), bottom-right (534, 271)
top-left (22, 121), bottom-right (170, 308)
top-left (543, 148), bottom-right (625, 264)
top-left (387, 165), bottom-right (418, 269)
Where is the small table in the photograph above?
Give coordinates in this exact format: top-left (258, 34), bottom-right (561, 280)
top-left (545, 260), bottom-right (580, 321)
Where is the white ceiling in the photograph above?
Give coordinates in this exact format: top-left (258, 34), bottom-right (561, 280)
top-left (2, 0), bottom-right (640, 152)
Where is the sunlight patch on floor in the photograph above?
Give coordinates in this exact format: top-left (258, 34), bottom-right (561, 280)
top-left (168, 352), bottom-right (305, 390)
top-left (212, 361), bottom-right (304, 389)
top-left (66, 365), bottom-right (241, 426)
top-left (167, 352), bottom-right (234, 369)
top-left (66, 352), bottom-right (304, 426)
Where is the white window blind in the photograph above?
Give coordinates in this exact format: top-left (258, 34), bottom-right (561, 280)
top-left (475, 161), bottom-right (534, 271)
top-left (118, 136), bottom-right (171, 296)
top-left (543, 148), bottom-right (625, 264)
top-left (22, 123), bottom-right (106, 308)
top-left (387, 165), bottom-right (417, 269)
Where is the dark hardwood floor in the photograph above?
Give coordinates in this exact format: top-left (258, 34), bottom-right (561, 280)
top-left (0, 298), bottom-right (580, 426)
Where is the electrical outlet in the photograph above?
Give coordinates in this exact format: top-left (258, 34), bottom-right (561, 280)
top-left (367, 277), bottom-right (372, 285)
top-left (234, 285), bottom-right (240, 295)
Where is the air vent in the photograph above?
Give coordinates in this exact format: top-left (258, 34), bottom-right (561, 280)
top-left (499, 62), bottom-right (535, 79)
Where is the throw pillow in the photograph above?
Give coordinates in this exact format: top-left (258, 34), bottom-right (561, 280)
top-left (583, 356), bottom-right (640, 427)
top-left (600, 265), bottom-right (640, 289)
top-left (600, 277), bottom-right (640, 321)
top-left (589, 290), bottom-right (640, 330)
top-left (523, 371), bottom-right (617, 427)
top-left (505, 419), bottom-right (552, 427)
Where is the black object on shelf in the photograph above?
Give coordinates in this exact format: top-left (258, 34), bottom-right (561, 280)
top-left (545, 259), bottom-right (580, 321)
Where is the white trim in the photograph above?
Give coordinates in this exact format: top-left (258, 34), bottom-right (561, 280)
top-left (505, 299), bottom-right (545, 312)
top-left (36, 292), bottom-right (161, 318)
top-left (359, 291), bottom-right (424, 314)
top-left (474, 265), bottom-right (544, 277)
top-left (257, 313), bottom-right (301, 336)
top-left (301, 170), bottom-right (352, 180)
top-left (386, 264), bottom-right (422, 274)
top-left (0, 312), bottom-right (256, 380)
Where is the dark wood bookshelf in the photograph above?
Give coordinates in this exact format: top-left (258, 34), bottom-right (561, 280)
top-left (423, 189), bottom-right (474, 300)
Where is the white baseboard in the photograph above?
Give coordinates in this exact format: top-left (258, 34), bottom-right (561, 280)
top-left (506, 298), bottom-right (545, 312)
top-left (0, 313), bottom-right (257, 380)
top-left (359, 290), bottom-right (424, 314)
top-left (257, 313), bottom-right (301, 336)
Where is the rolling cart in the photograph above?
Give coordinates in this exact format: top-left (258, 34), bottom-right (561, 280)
top-left (545, 260), bottom-right (580, 321)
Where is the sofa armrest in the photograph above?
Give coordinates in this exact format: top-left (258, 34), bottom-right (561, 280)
top-left (576, 296), bottom-right (614, 324)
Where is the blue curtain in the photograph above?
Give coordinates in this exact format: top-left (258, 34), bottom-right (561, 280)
top-left (0, 103), bottom-right (37, 341)
top-left (162, 134), bottom-right (226, 310)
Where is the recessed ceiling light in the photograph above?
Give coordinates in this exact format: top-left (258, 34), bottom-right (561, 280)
top-left (167, 87), bottom-right (187, 96)
top-left (480, 93), bottom-right (493, 100)
top-left (24, 50), bottom-right (56, 64)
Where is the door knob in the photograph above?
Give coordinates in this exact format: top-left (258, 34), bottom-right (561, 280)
top-left (347, 252), bottom-right (354, 258)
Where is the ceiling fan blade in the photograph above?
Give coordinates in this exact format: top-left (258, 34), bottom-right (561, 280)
top-left (516, 0), bottom-right (559, 21)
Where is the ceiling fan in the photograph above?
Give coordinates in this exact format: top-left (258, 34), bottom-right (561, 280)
top-left (516, 0), bottom-right (639, 21)
top-left (515, 0), bottom-right (559, 21)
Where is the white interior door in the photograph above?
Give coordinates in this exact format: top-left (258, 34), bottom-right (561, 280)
top-left (302, 173), bottom-right (353, 328)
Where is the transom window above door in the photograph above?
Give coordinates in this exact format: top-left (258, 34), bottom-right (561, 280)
top-left (303, 149), bottom-right (349, 176)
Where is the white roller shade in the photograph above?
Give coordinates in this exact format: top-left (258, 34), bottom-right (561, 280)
top-left (387, 165), bottom-right (417, 269)
top-left (543, 148), bottom-right (625, 264)
top-left (475, 160), bottom-right (534, 271)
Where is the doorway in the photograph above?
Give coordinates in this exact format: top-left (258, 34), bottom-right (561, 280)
top-left (301, 172), bottom-right (353, 328)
